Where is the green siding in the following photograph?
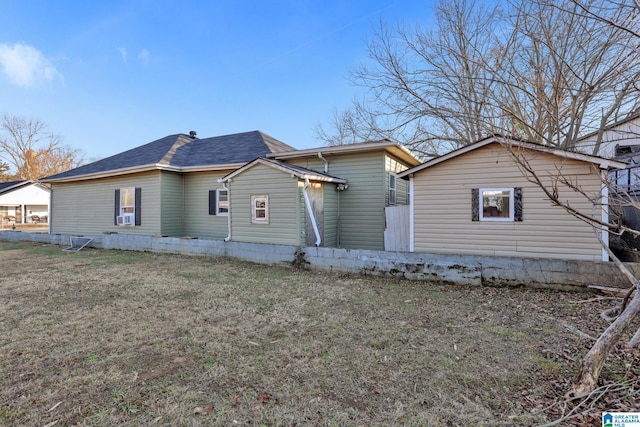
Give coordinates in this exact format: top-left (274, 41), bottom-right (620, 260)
top-left (50, 172), bottom-right (162, 236)
top-left (229, 164), bottom-right (302, 245)
top-left (160, 172), bottom-right (184, 236)
top-left (183, 171), bottom-right (231, 239)
top-left (298, 186), bottom-right (306, 244)
top-left (323, 183), bottom-right (338, 247)
top-left (290, 152), bottom-right (386, 250)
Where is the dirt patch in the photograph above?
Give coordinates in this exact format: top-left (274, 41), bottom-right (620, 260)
top-left (0, 240), bottom-right (638, 426)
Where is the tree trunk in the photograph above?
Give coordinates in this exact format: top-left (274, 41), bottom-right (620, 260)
top-left (572, 289), bottom-right (640, 396)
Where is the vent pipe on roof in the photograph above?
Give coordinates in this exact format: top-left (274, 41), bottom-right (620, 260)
top-left (189, 131), bottom-right (197, 139)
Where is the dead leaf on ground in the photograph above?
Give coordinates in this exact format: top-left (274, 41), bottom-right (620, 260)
top-left (258, 392), bottom-right (271, 403)
top-left (193, 405), bottom-right (214, 414)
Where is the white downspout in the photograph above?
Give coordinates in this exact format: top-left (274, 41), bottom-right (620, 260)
top-left (318, 152), bottom-right (328, 174)
top-left (223, 181), bottom-right (231, 242)
top-left (302, 178), bottom-right (321, 246)
top-left (409, 175), bottom-right (415, 252)
top-left (47, 188), bottom-right (52, 234)
top-left (600, 170), bottom-right (609, 261)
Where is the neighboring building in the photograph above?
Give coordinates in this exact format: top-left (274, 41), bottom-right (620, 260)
top-left (41, 132), bottom-right (421, 251)
top-left (577, 113), bottom-right (640, 231)
top-left (577, 112), bottom-right (640, 158)
top-left (399, 136), bottom-right (625, 261)
top-left (0, 180), bottom-right (50, 225)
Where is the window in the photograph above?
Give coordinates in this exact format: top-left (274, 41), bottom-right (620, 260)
top-left (251, 195), bottom-right (269, 224)
top-left (472, 187), bottom-right (522, 222)
top-left (389, 174), bottom-right (397, 205)
top-left (610, 167), bottom-right (640, 193)
top-left (120, 187), bottom-right (135, 215)
top-left (480, 188), bottom-right (513, 221)
top-left (114, 187), bottom-right (141, 226)
top-left (217, 189), bottom-right (229, 215)
top-left (209, 189), bottom-right (229, 216)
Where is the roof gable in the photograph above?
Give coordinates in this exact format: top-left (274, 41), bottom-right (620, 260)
top-left (0, 180), bottom-right (47, 195)
top-left (0, 180), bottom-right (27, 193)
top-left (219, 158), bottom-right (347, 184)
top-left (398, 136), bottom-right (626, 179)
top-left (42, 131), bottom-right (296, 182)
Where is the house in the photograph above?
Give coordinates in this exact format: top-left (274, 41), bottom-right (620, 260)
top-left (41, 131), bottom-right (295, 238)
top-left (41, 132), bottom-right (421, 251)
top-left (220, 140), bottom-right (421, 250)
top-left (0, 180), bottom-right (50, 225)
top-left (577, 112), bottom-right (640, 158)
top-left (576, 113), bottom-right (640, 232)
top-left (398, 136), bottom-right (625, 261)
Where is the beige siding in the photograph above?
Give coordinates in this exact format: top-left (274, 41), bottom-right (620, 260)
top-left (290, 152), bottom-right (387, 250)
top-left (50, 172), bottom-right (161, 236)
top-left (228, 164), bottom-right (302, 245)
top-left (411, 143), bottom-right (603, 260)
top-left (183, 171), bottom-right (231, 239)
top-left (160, 172), bottom-right (184, 236)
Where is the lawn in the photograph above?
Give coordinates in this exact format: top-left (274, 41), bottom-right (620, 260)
top-left (0, 241), bottom-right (632, 426)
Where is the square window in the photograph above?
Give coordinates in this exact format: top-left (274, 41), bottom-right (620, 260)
top-left (251, 195), bottom-right (269, 224)
top-left (480, 188), bottom-right (514, 221)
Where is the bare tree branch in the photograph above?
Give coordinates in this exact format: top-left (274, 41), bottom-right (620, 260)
top-left (0, 114), bottom-right (83, 180)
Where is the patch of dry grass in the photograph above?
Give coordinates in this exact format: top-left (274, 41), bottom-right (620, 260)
top-left (0, 241), bottom-right (614, 426)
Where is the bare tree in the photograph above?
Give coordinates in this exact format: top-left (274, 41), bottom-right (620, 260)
top-left (315, 105), bottom-right (381, 147)
top-left (505, 143), bottom-right (640, 404)
top-left (317, 0), bottom-right (504, 157)
top-left (0, 114), bottom-right (83, 180)
top-left (316, 0), bottom-right (640, 156)
top-left (0, 161), bottom-right (10, 181)
top-left (498, 0), bottom-right (640, 151)
top-left (320, 0), bottom-right (640, 401)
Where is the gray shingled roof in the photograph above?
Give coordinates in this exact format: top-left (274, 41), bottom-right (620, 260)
top-left (0, 180), bottom-right (31, 194)
top-left (43, 131), bottom-right (296, 181)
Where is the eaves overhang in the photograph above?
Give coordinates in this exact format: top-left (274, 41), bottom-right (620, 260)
top-left (398, 136), bottom-right (626, 180)
top-left (40, 162), bottom-right (246, 183)
top-left (267, 141), bottom-right (423, 166)
top-left (219, 158), bottom-right (347, 184)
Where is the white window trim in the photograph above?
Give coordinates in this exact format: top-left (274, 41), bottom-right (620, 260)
top-left (120, 187), bottom-right (135, 214)
top-left (479, 187), bottom-right (514, 222)
top-left (251, 195), bottom-right (269, 224)
top-left (389, 173), bottom-right (397, 205)
top-left (216, 188), bottom-right (229, 216)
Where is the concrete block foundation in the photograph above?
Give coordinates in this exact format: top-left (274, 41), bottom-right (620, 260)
top-left (2, 231), bottom-right (637, 291)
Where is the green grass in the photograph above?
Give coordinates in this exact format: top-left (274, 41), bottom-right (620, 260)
top-left (0, 240), bottom-right (616, 426)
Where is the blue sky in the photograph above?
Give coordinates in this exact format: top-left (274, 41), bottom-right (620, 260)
top-left (0, 1), bottom-right (435, 161)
